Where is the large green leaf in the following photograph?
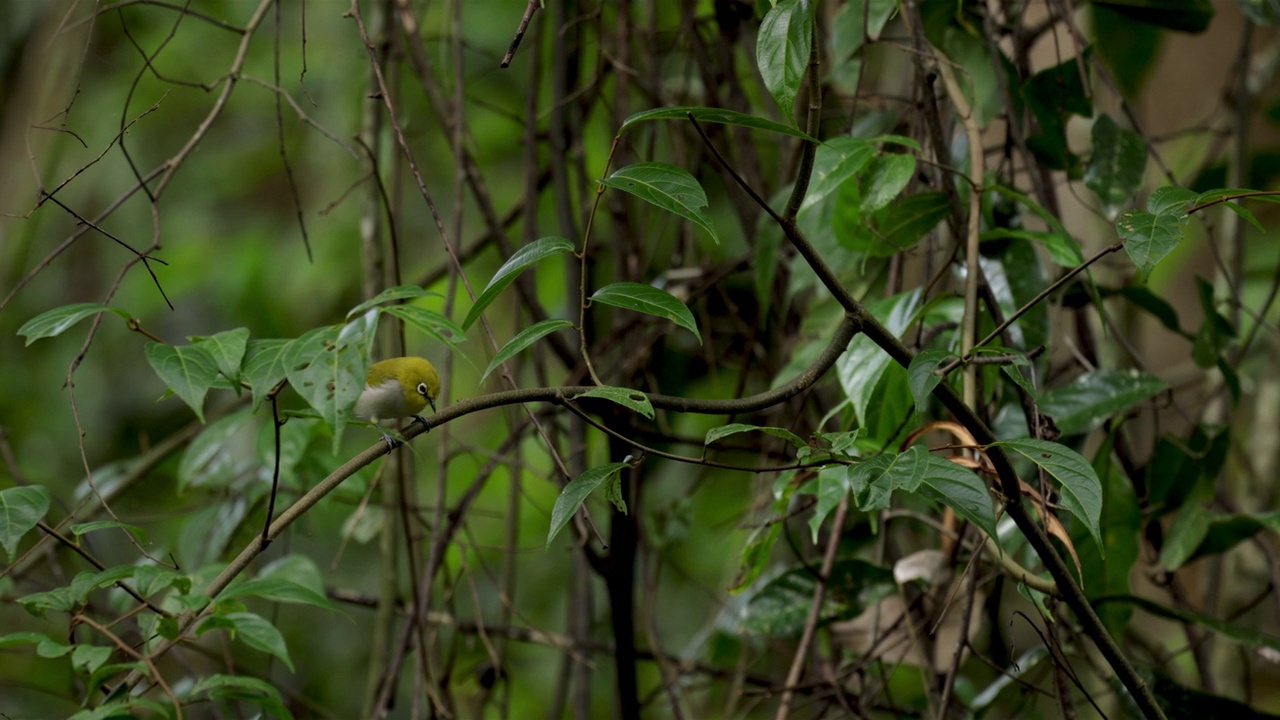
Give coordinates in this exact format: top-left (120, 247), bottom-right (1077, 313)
top-left (1038, 368), bottom-right (1168, 436)
top-left (1117, 187), bottom-right (1195, 281)
top-left (1086, 114), bottom-right (1147, 219)
top-left (600, 163), bottom-right (719, 244)
top-left (242, 339), bottom-right (291, 411)
top-left (145, 342), bottom-right (221, 423)
top-left (917, 454), bottom-right (997, 542)
top-left (739, 559), bottom-right (895, 636)
top-left (1078, 436), bottom-right (1139, 637)
top-left (192, 675), bottom-right (293, 720)
top-left (546, 463), bottom-right (629, 549)
top-left (801, 137), bottom-right (876, 211)
top-left (756, 0), bottom-right (812, 120)
top-left (281, 325), bottom-right (364, 453)
top-left (590, 282), bottom-right (701, 343)
top-left (17, 303), bottom-right (132, 346)
top-left (345, 285), bottom-right (439, 319)
top-left (705, 423), bottom-right (807, 450)
top-left (462, 237), bottom-right (575, 331)
top-left (198, 611), bottom-right (294, 671)
top-left (838, 289), bottom-right (920, 423)
top-left (190, 327), bottom-right (250, 382)
top-left (0, 485), bottom-right (50, 561)
top-left (907, 349), bottom-right (955, 412)
top-left (573, 387), bottom-right (655, 420)
top-left (992, 438), bottom-right (1104, 553)
top-left (382, 305), bottom-right (466, 346)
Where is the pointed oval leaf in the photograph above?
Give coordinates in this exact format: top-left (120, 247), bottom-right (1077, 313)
top-left (481, 319), bottom-right (574, 382)
top-left (18, 303), bottom-right (132, 346)
top-left (281, 326), bottom-right (364, 452)
top-left (619, 106), bottom-right (815, 140)
top-left (573, 386), bottom-right (655, 420)
top-left (0, 486), bottom-right (51, 561)
top-left (993, 438), bottom-right (1103, 553)
top-left (809, 465), bottom-right (852, 542)
top-left (590, 282), bottom-right (701, 344)
top-left (190, 327), bottom-right (250, 381)
top-left (919, 455), bottom-right (997, 541)
top-left (907, 349), bottom-right (955, 412)
top-left (756, 0), bottom-right (812, 120)
top-left (382, 305), bottom-right (466, 346)
top-left (705, 423), bottom-right (807, 449)
top-left (1038, 369), bottom-right (1167, 436)
top-left (1085, 114), bottom-right (1147, 219)
top-left (243, 339), bottom-right (291, 411)
top-left (860, 153), bottom-right (916, 213)
top-left (600, 163), bottom-right (719, 244)
top-left (346, 285), bottom-right (440, 319)
top-left (145, 342), bottom-right (221, 422)
top-left (546, 462), bottom-right (629, 549)
top-left (463, 237), bottom-right (575, 331)
top-left (210, 611), bottom-right (294, 671)
top-left (801, 137), bottom-right (876, 211)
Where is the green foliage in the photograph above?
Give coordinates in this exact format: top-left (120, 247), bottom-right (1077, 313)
top-left (600, 163), bottom-right (720, 244)
top-left (589, 282), bottom-right (702, 343)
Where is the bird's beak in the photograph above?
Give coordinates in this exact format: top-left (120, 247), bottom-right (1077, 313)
top-left (429, 398), bottom-right (437, 413)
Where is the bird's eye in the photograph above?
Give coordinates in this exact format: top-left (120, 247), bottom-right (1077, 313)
top-left (417, 382), bottom-right (429, 397)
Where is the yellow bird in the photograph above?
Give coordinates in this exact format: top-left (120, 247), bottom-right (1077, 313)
top-left (355, 356), bottom-right (441, 448)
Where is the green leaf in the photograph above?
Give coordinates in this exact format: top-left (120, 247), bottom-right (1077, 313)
top-left (178, 409), bottom-right (253, 491)
top-left (481, 319), bottom-right (574, 382)
top-left (72, 644), bottom-right (113, 674)
top-left (1121, 199), bottom-right (1187, 281)
top-left (907, 349), bottom-right (954, 412)
top-left (1086, 114), bottom-right (1147, 219)
top-left (859, 153), bottom-right (915, 213)
top-left (740, 559), bottom-right (895, 636)
top-left (1078, 437), bottom-right (1139, 637)
top-left (600, 163), bottom-right (719, 244)
top-left (462, 237), bottom-right (575, 331)
top-left (1164, 509), bottom-right (1280, 570)
top-left (220, 577), bottom-right (336, 611)
top-left (808, 465), bottom-right (851, 542)
top-left (590, 282), bottom-right (702, 343)
top-left (618, 106), bottom-right (815, 140)
top-left (281, 325), bottom-right (364, 453)
top-left (145, 342), bottom-right (220, 422)
top-left (848, 446), bottom-right (929, 511)
top-left (382, 305), bottom-right (466, 346)
top-left (242, 339), bottom-right (291, 411)
top-left (1191, 276), bottom-right (1235, 368)
top-left (546, 462), bottom-right (629, 549)
top-left (838, 289), bottom-right (920, 424)
top-left (200, 611), bottom-right (294, 671)
top-left (1024, 53), bottom-right (1092, 173)
top-left (190, 327), bottom-right (250, 381)
top-left (844, 191), bottom-right (950, 258)
top-left (756, 0), bottom-right (812, 120)
top-left (192, 674), bottom-right (294, 720)
top-left (1148, 186), bottom-right (1198, 214)
top-left (801, 137), bottom-right (876, 211)
top-left (989, 184), bottom-right (1084, 266)
top-left (1038, 369), bottom-right (1168, 436)
top-left (0, 485), bottom-right (50, 561)
top-left (70, 521), bottom-right (147, 543)
top-left (730, 522), bottom-right (783, 593)
top-left (17, 303), bottom-right (132, 346)
top-left (573, 386), bottom-right (655, 420)
top-left (992, 438), bottom-right (1104, 553)
top-left (1096, 595), bottom-right (1280, 652)
top-left (346, 285), bottom-right (440, 319)
top-left (917, 454), bottom-right (997, 541)
top-left (705, 423), bottom-right (807, 449)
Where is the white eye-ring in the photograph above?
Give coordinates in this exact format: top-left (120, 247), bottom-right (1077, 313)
top-left (417, 382), bottom-right (429, 397)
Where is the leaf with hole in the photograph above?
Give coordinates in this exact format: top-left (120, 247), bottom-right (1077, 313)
top-left (992, 438), bottom-right (1104, 554)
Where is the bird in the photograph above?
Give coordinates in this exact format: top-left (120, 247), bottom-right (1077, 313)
top-left (354, 356), bottom-right (441, 449)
